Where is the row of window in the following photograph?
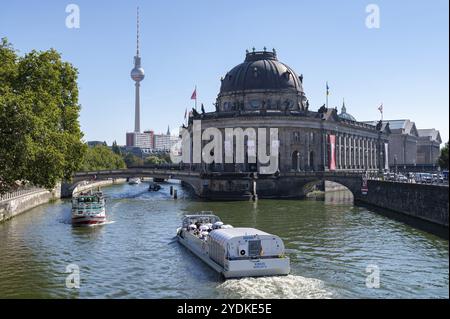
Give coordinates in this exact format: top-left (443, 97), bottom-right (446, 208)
top-left (222, 99), bottom-right (297, 111)
top-left (293, 131), bottom-right (315, 143)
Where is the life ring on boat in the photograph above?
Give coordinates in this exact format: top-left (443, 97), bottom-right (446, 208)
top-left (240, 250), bottom-right (246, 256)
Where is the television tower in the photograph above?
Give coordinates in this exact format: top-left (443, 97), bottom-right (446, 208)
top-left (130, 7), bottom-right (145, 133)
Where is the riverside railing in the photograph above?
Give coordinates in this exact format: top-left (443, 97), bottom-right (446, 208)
top-left (0, 186), bottom-right (44, 203)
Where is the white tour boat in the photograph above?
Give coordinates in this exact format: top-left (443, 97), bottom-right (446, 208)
top-left (71, 190), bottom-right (106, 226)
top-left (176, 212), bottom-right (290, 278)
top-left (128, 177), bottom-right (141, 185)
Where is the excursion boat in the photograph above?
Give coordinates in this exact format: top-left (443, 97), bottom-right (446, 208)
top-left (71, 190), bottom-right (106, 226)
top-left (128, 177), bottom-right (141, 185)
top-left (176, 212), bottom-right (290, 278)
top-left (148, 182), bottom-right (161, 191)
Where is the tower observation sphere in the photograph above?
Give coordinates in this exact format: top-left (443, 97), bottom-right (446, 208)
top-left (131, 64), bottom-right (145, 82)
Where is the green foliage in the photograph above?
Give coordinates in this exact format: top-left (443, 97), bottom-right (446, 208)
top-left (81, 145), bottom-right (126, 171)
top-left (123, 153), bottom-right (144, 167)
top-left (438, 142), bottom-right (449, 170)
top-left (145, 155), bottom-right (166, 165)
top-left (112, 140), bottom-right (121, 156)
top-left (0, 38), bottom-right (86, 193)
top-left (144, 153), bottom-right (171, 165)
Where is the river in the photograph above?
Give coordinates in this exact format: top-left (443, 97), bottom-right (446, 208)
top-left (0, 181), bottom-right (448, 298)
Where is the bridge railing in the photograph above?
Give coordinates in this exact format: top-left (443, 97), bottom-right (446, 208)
top-left (74, 167), bottom-right (374, 179)
top-left (284, 170), bottom-right (368, 177)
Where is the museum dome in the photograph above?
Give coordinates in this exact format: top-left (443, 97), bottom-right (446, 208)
top-left (338, 100), bottom-right (356, 121)
top-left (219, 49), bottom-right (304, 95)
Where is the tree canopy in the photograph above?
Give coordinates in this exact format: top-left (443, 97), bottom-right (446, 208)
top-left (123, 153), bottom-right (144, 167)
top-left (438, 142), bottom-right (449, 170)
top-left (144, 154), bottom-right (170, 165)
top-left (81, 145), bottom-right (126, 171)
top-left (0, 38), bottom-right (86, 193)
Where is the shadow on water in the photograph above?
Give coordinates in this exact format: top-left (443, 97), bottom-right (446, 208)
top-left (355, 201), bottom-right (449, 240)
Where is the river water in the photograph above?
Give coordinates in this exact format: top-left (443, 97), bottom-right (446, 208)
top-left (0, 181), bottom-right (448, 299)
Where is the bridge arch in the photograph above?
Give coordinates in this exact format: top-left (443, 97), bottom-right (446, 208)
top-left (300, 175), bottom-right (363, 198)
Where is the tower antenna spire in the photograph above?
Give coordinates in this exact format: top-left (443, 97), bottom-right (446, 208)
top-left (136, 6), bottom-right (140, 57)
top-left (130, 6), bottom-right (145, 133)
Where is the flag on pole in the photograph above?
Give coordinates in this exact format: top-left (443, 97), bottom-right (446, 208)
top-left (184, 108), bottom-right (187, 119)
top-left (378, 103), bottom-right (384, 121)
top-left (326, 82), bottom-right (330, 96)
top-left (378, 103), bottom-right (383, 114)
top-left (190, 88), bottom-right (197, 100)
top-left (191, 86), bottom-right (198, 110)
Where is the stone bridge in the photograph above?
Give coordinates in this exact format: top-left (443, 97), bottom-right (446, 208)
top-left (65, 167), bottom-right (365, 200)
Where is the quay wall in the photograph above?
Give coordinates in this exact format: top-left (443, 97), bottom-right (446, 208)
top-left (61, 178), bottom-right (127, 198)
top-left (356, 180), bottom-right (449, 227)
top-left (0, 185), bottom-right (60, 223)
top-left (71, 178), bottom-right (126, 196)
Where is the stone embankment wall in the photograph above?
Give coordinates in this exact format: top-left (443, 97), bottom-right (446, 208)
top-left (0, 185), bottom-right (61, 223)
top-left (71, 178), bottom-right (126, 196)
top-left (357, 180), bottom-right (449, 227)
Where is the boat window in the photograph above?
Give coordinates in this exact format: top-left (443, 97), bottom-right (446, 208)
top-left (248, 240), bottom-right (262, 257)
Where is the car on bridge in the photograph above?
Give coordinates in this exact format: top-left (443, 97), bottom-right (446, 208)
top-left (396, 174), bottom-right (408, 182)
top-left (415, 173), bottom-right (433, 184)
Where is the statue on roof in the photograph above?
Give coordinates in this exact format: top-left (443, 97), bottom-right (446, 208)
top-left (376, 120), bottom-right (383, 131)
top-left (318, 104), bottom-right (327, 114)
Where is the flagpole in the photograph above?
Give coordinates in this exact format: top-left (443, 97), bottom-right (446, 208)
top-left (195, 85), bottom-right (197, 111)
top-left (326, 82), bottom-right (328, 108)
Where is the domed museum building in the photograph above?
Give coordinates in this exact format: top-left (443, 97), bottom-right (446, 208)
top-left (181, 49), bottom-right (390, 200)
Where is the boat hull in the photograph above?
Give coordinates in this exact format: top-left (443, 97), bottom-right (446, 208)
top-left (72, 215), bottom-right (106, 226)
top-left (177, 232), bottom-right (290, 278)
top-left (223, 258), bottom-right (290, 278)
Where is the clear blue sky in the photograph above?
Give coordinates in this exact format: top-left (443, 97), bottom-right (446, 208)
top-left (1, 0), bottom-right (448, 145)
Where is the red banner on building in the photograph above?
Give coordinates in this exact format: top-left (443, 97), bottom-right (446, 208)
top-left (329, 135), bottom-right (336, 170)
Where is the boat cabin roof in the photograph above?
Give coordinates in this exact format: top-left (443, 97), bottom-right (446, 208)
top-left (209, 227), bottom-right (273, 241)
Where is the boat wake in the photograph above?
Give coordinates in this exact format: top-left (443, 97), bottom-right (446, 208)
top-left (87, 220), bottom-right (116, 227)
top-left (72, 220), bottom-right (116, 227)
top-left (216, 275), bottom-right (333, 299)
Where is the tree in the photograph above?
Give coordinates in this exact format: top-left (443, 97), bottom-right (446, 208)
top-left (123, 153), bottom-right (144, 167)
top-left (81, 145), bottom-right (126, 171)
top-left (145, 156), bottom-right (165, 165)
top-left (0, 38), bottom-right (86, 193)
top-left (438, 141), bottom-right (449, 170)
top-left (112, 140), bottom-right (121, 156)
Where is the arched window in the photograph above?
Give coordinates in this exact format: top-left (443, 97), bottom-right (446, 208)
top-left (292, 151), bottom-right (300, 171)
top-left (309, 151), bottom-right (315, 171)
